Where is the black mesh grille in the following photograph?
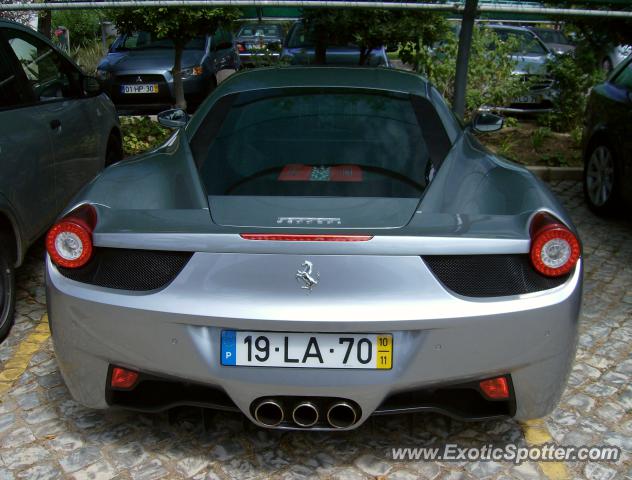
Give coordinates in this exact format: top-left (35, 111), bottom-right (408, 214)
top-left (58, 249), bottom-right (193, 291)
top-left (422, 254), bottom-right (569, 297)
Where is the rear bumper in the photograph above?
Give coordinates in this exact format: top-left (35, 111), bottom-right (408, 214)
top-left (46, 253), bottom-right (581, 429)
top-left (239, 52), bottom-right (281, 64)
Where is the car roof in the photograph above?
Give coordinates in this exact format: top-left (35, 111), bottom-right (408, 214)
top-left (212, 66), bottom-right (428, 97)
top-left (485, 24), bottom-right (536, 34)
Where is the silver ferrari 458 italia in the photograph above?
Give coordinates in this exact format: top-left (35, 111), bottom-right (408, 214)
top-left (46, 67), bottom-right (582, 430)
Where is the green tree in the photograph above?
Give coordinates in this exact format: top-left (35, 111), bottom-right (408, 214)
top-left (301, 8), bottom-right (447, 65)
top-left (52, 10), bottom-right (102, 47)
top-left (544, 0), bottom-right (632, 66)
top-left (401, 27), bottom-right (528, 119)
top-left (111, 7), bottom-right (240, 110)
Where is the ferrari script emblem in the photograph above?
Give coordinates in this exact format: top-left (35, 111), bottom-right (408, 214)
top-left (296, 261), bottom-right (319, 291)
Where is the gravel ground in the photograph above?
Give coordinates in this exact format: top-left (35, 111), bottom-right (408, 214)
top-left (0, 180), bottom-right (631, 480)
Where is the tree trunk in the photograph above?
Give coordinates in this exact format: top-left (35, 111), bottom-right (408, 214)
top-left (314, 41), bottom-right (327, 65)
top-left (172, 42), bottom-right (187, 111)
top-left (359, 46), bottom-right (374, 66)
top-left (37, 10), bottom-right (51, 40)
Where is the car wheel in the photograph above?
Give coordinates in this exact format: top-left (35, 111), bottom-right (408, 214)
top-left (602, 57), bottom-right (613, 73)
top-left (583, 143), bottom-right (619, 215)
top-left (0, 238), bottom-right (16, 342)
top-left (105, 134), bottom-right (123, 167)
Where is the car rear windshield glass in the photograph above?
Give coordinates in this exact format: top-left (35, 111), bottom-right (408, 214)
top-left (192, 88), bottom-right (452, 198)
top-left (493, 30), bottom-right (547, 55)
top-left (534, 29), bottom-right (570, 45)
top-left (238, 24), bottom-right (281, 37)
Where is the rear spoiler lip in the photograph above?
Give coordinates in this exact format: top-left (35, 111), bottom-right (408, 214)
top-left (92, 232), bottom-right (529, 256)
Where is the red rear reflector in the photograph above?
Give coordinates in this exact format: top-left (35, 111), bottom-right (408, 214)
top-left (479, 377), bottom-right (510, 400)
top-left (240, 234), bottom-right (373, 242)
top-left (110, 367), bottom-right (139, 389)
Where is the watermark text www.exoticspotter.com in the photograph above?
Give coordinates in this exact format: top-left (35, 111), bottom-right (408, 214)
top-left (390, 444), bottom-right (621, 465)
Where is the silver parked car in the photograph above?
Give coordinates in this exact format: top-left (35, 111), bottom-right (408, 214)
top-left (96, 30), bottom-right (239, 113)
top-left (46, 67), bottom-right (582, 430)
top-left (0, 20), bottom-right (120, 341)
top-left (487, 25), bottom-right (556, 113)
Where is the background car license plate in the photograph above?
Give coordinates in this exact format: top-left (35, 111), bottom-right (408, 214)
top-left (221, 331), bottom-right (392, 369)
top-left (121, 84), bottom-right (159, 94)
top-left (515, 94), bottom-right (539, 104)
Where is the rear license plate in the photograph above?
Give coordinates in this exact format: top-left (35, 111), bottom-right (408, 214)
top-left (120, 84), bottom-right (159, 94)
top-left (515, 94), bottom-right (540, 104)
top-left (221, 331), bottom-right (392, 369)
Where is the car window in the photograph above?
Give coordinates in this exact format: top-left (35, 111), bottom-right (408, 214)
top-left (287, 24), bottom-right (357, 49)
top-left (0, 46), bottom-right (31, 109)
top-left (613, 60), bottom-right (632, 90)
top-left (238, 24), bottom-right (281, 37)
top-left (5, 30), bottom-right (81, 102)
top-left (192, 88), bottom-right (452, 198)
top-left (212, 29), bottom-right (233, 51)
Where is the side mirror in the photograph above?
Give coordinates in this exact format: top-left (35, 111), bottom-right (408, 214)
top-left (83, 76), bottom-right (102, 96)
top-left (157, 108), bottom-right (189, 128)
top-left (472, 112), bottom-right (504, 133)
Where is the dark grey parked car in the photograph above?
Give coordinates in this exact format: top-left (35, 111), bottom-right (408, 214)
top-left (235, 22), bottom-right (284, 65)
top-left (281, 22), bottom-right (390, 66)
top-left (96, 30), bottom-right (239, 113)
top-left (582, 55), bottom-right (632, 215)
top-left (0, 20), bottom-right (121, 340)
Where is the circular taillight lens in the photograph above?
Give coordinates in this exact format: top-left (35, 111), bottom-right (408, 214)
top-left (530, 224), bottom-right (580, 277)
top-left (46, 220), bottom-right (93, 268)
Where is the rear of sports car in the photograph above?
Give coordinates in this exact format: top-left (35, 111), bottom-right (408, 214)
top-left (46, 68), bottom-right (582, 430)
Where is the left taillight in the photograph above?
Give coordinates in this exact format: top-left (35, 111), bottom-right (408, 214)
top-left (46, 204), bottom-right (97, 269)
top-left (529, 212), bottom-right (581, 277)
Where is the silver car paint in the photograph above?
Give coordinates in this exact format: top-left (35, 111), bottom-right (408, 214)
top-left (47, 254), bottom-right (581, 425)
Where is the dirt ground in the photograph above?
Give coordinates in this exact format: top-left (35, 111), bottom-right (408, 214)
top-left (479, 120), bottom-right (583, 168)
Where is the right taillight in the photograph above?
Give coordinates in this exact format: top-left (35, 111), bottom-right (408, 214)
top-left (529, 212), bottom-right (580, 277)
top-left (46, 204), bottom-right (96, 269)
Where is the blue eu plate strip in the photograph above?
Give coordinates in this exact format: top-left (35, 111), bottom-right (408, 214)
top-left (221, 330), bottom-right (236, 366)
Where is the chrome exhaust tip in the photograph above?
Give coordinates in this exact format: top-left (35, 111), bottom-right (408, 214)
top-left (292, 401), bottom-right (319, 427)
top-left (253, 399), bottom-right (284, 427)
top-left (326, 402), bottom-right (358, 429)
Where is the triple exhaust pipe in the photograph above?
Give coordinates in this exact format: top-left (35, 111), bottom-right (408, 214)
top-left (253, 399), bottom-right (359, 429)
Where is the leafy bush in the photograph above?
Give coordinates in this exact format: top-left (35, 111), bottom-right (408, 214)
top-left (538, 52), bottom-right (603, 133)
top-left (52, 10), bottom-right (103, 47)
top-left (70, 40), bottom-right (105, 74)
top-left (401, 27), bottom-right (529, 119)
top-left (120, 117), bottom-right (171, 156)
top-left (531, 126), bottom-right (552, 152)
